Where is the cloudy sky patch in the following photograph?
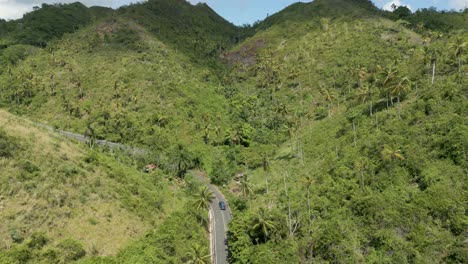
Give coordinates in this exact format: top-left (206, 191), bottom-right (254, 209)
top-left (382, 0), bottom-right (412, 11)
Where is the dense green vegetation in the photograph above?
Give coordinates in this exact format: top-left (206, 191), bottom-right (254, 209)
top-left (385, 6), bottom-right (468, 31)
top-left (0, 0), bottom-right (466, 262)
top-left (0, 2), bottom-right (93, 47)
top-left (220, 1), bottom-right (467, 262)
top-left (0, 110), bottom-right (208, 262)
top-left (118, 0), bottom-right (240, 65)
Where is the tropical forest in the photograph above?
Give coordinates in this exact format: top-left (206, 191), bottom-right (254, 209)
top-left (0, 0), bottom-right (466, 263)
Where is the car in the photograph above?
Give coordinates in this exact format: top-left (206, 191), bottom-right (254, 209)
top-left (219, 201), bottom-right (226, 210)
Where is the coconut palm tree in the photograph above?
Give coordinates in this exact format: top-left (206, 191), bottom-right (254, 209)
top-left (193, 186), bottom-right (214, 212)
top-left (319, 86), bottom-right (336, 118)
top-left (391, 77), bottom-right (412, 119)
top-left (379, 65), bottom-right (398, 109)
top-left (193, 187), bottom-right (214, 226)
top-left (381, 144), bottom-right (405, 162)
top-left (202, 124), bottom-right (211, 145)
top-left (449, 38), bottom-right (466, 73)
top-left (239, 174), bottom-right (254, 198)
top-left (260, 152), bottom-right (271, 172)
top-left (84, 123), bottom-right (96, 148)
top-left (251, 208), bottom-right (276, 243)
top-left (300, 174), bottom-right (314, 219)
top-left (173, 144), bottom-right (191, 178)
top-left (185, 244), bottom-right (210, 264)
top-left (354, 158), bottom-right (371, 190)
top-left (422, 47), bottom-right (441, 85)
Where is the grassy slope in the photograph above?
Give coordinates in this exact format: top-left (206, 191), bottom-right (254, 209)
top-left (0, 109), bottom-right (206, 263)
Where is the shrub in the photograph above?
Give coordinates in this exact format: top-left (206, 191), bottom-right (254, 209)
top-left (9, 229), bottom-right (24, 244)
top-left (0, 129), bottom-right (18, 158)
top-left (57, 239), bottom-right (86, 262)
top-left (26, 232), bottom-right (48, 249)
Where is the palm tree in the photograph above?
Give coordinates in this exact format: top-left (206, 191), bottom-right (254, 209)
top-left (354, 158), bottom-right (370, 190)
top-left (174, 144), bottom-right (191, 178)
top-left (185, 244), bottom-right (210, 264)
top-left (193, 186), bottom-right (214, 212)
top-left (193, 187), bottom-right (214, 226)
top-left (391, 77), bottom-right (412, 119)
top-left (356, 66), bottom-right (368, 88)
top-left (300, 174), bottom-right (314, 219)
top-left (354, 84), bottom-right (373, 113)
top-left (84, 123), bottom-right (96, 148)
top-left (251, 208), bottom-right (276, 243)
top-left (202, 124), bottom-right (211, 145)
top-left (422, 47), bottom-right (441, 85)
top-left (449, 38), bottom-right (466, 73)
top-left (381, 144), bottom-right (405, 162)
top-left (319, 86), bottom-right (336, 118)
top-left (260, 152), bottom-right (271, 171)
top-left (379, 65), bottom-right (398, 109)
top-left (239, 174), bottom-right (254, 198)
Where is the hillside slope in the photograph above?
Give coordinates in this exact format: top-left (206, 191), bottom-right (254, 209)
top-left (220, 0), bottom-right (467, 263)
top-left (0, 109), bottom-right (207, 263)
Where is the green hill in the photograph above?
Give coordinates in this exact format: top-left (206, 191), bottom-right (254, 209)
top-left (118, 0), bottom-right (239, 64)
top-left (0, 2), bottom-right (93, 48)
top-left (221, 0), bottom-right (467, 263)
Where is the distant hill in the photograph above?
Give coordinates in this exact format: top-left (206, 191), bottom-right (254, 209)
top-left (256, 0), bottom-right (380, 30)
top-left (0, 2), bottom-right (93, 47)
top-left (118, 0), bottom-right (240, 64)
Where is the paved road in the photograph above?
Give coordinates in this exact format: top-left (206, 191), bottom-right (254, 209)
top-left (35, 123), bottom-right (145, 155)
top-left (195, 175), bottom-right (232, 264)
top-left (37, 123), bottom-right (232, 263)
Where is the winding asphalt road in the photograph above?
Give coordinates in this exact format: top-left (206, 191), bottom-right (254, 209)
top-left (37, 123), bottom-right (232, 263)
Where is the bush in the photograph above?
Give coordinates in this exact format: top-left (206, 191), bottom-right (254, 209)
top-left (9, 229), bottom-right (24, 244)
top-left (26, 232), bottom-right (48, 249)
top-left (0, 44), bottom-right (36, 65)
top-left (0, 129), bottom-right (18, 158)
top-left (57, 239), bottom-right (86, 262)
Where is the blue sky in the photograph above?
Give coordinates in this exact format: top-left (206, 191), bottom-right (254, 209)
top-left (193, 0), bottom-right (468, 25)
top-left (1, 0), bottom-right (467, 23)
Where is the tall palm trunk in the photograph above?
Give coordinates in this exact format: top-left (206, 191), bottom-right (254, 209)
top-left (352, 120), bottom-right (357, 147)
top-left (386, 92), bottom-right (389, 110)
top-left (458, 57), bottom-right (462, 73)
top-left (307, 186), bottom-right (311, 219)
top-left (397, 92), bottom-right (401, 119)
top-left (360, 171), bottom-right (365, 190)
top-left (431, 60), bottom-right (436, 85)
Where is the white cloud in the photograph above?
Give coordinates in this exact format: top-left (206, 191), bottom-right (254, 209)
top-left (0, 0), bottom-right (31, 19)
top-left (382, 0), bottom-right (412, 11)
top-left (448, 0), bottom-right (468, 10)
